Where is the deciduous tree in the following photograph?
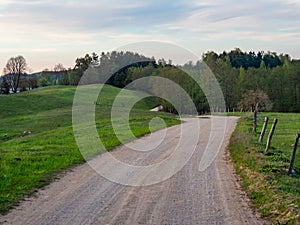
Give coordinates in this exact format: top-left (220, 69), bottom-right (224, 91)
top-left (0, 75), bottom-right (10, 94)
top-left (238, 90), bottom-right (273, 112)
top-left (4, 55), bottom-right (27, 93)
top-left (53, 63), bottom-right (66, 72)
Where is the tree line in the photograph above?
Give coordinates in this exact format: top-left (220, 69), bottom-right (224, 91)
top-left (205, 48), bottom-right (284, 69)
top-left (0, 52), bottom-right (153, 93)
top-left (202, 49), bottom-right (300, 112)
top-left (1, 49), bottom-right (299, 113)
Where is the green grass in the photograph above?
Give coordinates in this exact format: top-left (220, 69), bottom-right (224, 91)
top-left (0, 85), bottom-right (180, 214)
top-left (228, 112), bottom-right (300, 224)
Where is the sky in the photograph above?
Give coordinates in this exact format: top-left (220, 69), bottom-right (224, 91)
top-left (0, 0), bottom-right (300, 72)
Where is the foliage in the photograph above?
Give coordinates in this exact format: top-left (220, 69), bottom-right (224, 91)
top-left (203, 50), bottom-right (300, 112)
top-left (0, 76), bottom-right (10, 94)
top-left (2, 49), bottom-right (299, 113)
top-left (28, 75), bottom-right (38, 90)
top-left (203, 48), bottom-right (283, 69)
top-left (62, 49), bottom-right (300, 114)
top-left (81, 49), bottom-right (299, 113)
top-left (38, 75), bottom-right (51, 87)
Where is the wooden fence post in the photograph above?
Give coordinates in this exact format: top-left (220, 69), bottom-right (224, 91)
top-left (265, 118), bottom-right (278, 152)
top-left (253, 110), bottom-right (257, 135)
top-left (259, 117), bottom-right (269, 143)
top-left (288, 134), bottom-right (300, 175)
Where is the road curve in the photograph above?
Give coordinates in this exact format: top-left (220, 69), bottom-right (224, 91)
top-left (0, 116), bottom-right (265, 225)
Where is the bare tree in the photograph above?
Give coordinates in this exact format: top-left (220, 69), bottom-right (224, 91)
top-left (53, 63), bottom-right (66, 72)
top-left (238, 90), bottom-right (273, 112)
top-left (4, 55), bottom-right (27, 93)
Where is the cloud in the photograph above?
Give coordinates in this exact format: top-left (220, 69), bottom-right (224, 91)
top-left (149, 0), bottom-right (300, 48)
top-left (0, 0), bottom-right (211, 34)
top-left (2, 0), bottom-right (299, 38)
top-left (170, 0), bottom-right (300, 31)
top-left (1, 0), bottom-right (300, 71)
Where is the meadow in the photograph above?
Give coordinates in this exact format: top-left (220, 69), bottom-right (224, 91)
top-left (228, 112), bottom-right (300, 224)
top-left (0, 85), bottom-right (180, 214)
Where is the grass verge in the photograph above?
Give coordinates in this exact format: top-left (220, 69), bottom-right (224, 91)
top-left (228, 113), bottom-right (300, 224)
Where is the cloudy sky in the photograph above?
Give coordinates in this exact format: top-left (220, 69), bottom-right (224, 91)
top-left (0, 0), bottom-right (300, 72)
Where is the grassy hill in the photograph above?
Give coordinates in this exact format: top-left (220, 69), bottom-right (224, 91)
top-left (0, 85), bottom-right (179, 214)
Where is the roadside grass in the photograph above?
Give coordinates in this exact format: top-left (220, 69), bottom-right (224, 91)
top-left (0, 85), bottom-right (179, 214)
top-left (228, 112), bottom-right (300, 224)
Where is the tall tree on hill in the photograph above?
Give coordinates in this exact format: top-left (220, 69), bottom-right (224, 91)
top-left (75, 54), bottom-right (93, 73)
top-left (4, 55), bottom-right (27, 93)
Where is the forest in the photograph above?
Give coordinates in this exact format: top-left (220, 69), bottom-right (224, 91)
top-left (202, 49), bottom-right (300, 112)
top-left (1, 48), bottom-right (300, 113)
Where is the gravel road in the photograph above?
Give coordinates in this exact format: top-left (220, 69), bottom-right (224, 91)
top-left (0, 116), bottom-right (265, 225)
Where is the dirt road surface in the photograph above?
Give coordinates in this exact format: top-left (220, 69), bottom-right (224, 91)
top-left (0, 116), bottom-right (265, 225)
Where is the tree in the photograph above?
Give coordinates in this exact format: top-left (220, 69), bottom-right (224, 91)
top-left (4, 55), bottom-right (27, 93)
top-left (60, 69), bottom-right (80, 86)
top-left (53, 63), bottom-right (66, 72)
top-left (0, 75), bottom-right (10, 94)
top-left (75, 54), bottom-right (93, 72)
top-left (91, 52), bottom-right (99, 66)
top-left (19, 75), bottom-right (28, 92)
top-left (237, 90), bottom-right (273, 112)
top-left (38, 75), bottom-right (51, 87)
top-left (28, 76), bottom-right (38, 90)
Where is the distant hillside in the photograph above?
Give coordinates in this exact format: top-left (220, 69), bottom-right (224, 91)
top-left (0, 85), bottom-right (158, 119)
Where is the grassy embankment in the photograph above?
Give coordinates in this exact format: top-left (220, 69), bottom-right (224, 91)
top-left (0, 85), bottom-right (180, 214)
top-left (228, 112), bottom-right (300, 224)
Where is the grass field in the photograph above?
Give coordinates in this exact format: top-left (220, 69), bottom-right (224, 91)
top-left (228, 112), bottom-right (300, 224)
top-left (0, 85), bottom-right (180, 214)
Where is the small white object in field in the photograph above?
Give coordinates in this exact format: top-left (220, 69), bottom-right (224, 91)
top-left (150, 105), bottom-right (163, 112)
top-left (23, 131), bottom-right (31, 135)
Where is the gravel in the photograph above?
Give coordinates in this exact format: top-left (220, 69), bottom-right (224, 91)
top-left (0, 116), bottom-right (266, 225)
